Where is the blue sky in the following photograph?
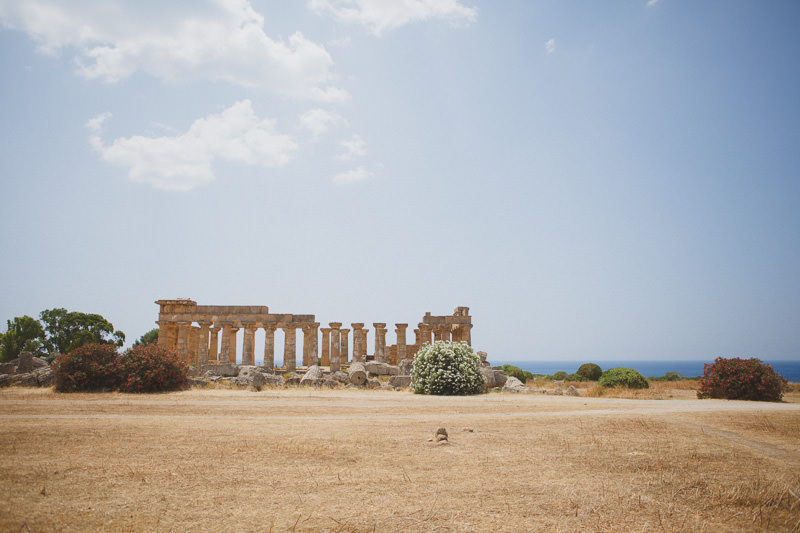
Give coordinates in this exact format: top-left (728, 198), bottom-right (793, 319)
top-left (1, 0), bottom-right (798, 362)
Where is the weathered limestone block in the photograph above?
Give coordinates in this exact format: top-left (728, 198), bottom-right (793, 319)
top-left (284, 374), bottom-right (301, 386)
top-left (566, 385), bottom-right (581, 397)
top-left (0, 363), bottom-right (15, 375)
top-left (480, 367), bottom-right (497, 387)
top-left (330, 371), bottom-right (349, 384)
top-left (348, 362), bottom-right (367, 387)
top-left (232, 370), bottom-right (265, 391)
top-left (0, 374), bottom-right (9, 388)
top-left (17, 352), bottom-right (34, 374)
top-left (492, 370), bottom-right (508, 386)
top-left (398, 359), bottom-right (413, 376)
top-left (33, 367), bottom-right (54, 387)
top-left (300, 365), bottom-right (324, 386)
top-left (389, 375), bottom-right (411, 388)
top-left (502, 376), bottom-right (529, 393)
top-left (323, 378), bottom-right (342, 388)
top-left (364, 361), bottom-right (399, 376)
top-left (262, 373), bottom-right (285, 387)
top-left (12, 373), bottom-right (38, 387)
top-left (552, 387), bottom-right (563, 396)
top-left (202, 363), bottom-right (239, 377)
top-left (366, 377), bottom-right (381, 389)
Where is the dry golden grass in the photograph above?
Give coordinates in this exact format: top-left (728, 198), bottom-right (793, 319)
top-left (1, 387), bottom-right (799, 532)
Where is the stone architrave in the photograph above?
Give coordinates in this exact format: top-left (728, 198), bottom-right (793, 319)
top-left (329, 322), bottom-right (342, 371)
top-left (283, 326), bottom-right (297, 371)
top-left (176, 321), bottom-right (191, 362)
top-left (263, 325), bottom-right (276, 371)
top-left (320, 328), bottom-right (331, 366)
top-left (351, 323), bottom-right (365, 362)
top-left (374, 323), bottom-right (387, 363)
top-left (198, 321), bottom-right (211, 366)
top-left (242, 323), bottom-right (256, 366)
top-left (340, 328), bottom-right (350, 364)
top-left (395, 324), bottom-right (408, 363)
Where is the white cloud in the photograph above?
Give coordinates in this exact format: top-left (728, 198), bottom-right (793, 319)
top-left (299, 109), bottom-right (347, 139)
top-left (87, 100), bottom-right (298, 191)
top-left (0, 0), bottom-right (347, 101)
top-left (333, 166), bottom-right (371, 184)
top-left (646, 0), bottom-right (660, 6)
top-left (335, 134), bottom-right (366, 160)
top-left (545, 38), bottom-right (556, 54)
top-left (309, 0), bottom-right (477, 36)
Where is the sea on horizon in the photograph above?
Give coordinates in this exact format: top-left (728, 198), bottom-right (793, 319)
top-left (494, 359), bottom-right (800, 383)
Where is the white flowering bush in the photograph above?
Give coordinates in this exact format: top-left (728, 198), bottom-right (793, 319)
top-left (411, 341), bottom-right (485, 395)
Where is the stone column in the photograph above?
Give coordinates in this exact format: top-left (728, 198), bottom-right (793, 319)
top-left (320, 328), bottom-right (331, 366)
top-left (329, 322), bottom-right (342, 371)
top-left (198, 321), bottom-right (211, 366)
top-left (395, 324), bottom-right (408, 362)
top-left (310, 323), bottom-right (320, 365)
top-left (263, 325), bottom-right (276, 371)
top-left (283, 326), bottom-right (296, 371)
top-left (351, 323), bottom-right (365, 362)
top-left (340, 328), bottom-right (350, 364)
top-left (461, 324), bottom-right (473, 346)
top-left (229, 326), bottom-right (240, 364)
top-left (242, 323), bottom-right (256, 366)
top-left (220, 323), bottom-right (232, 363)
top-left (208, 326), bottom-right (220, 362)
top-left (176, 321), bottom-right (191, 362)
top-left (419, 323), bottom-right (432, 346)
top-left (156, 321), bottom-right (170, 345)
top-left (441, 326), bottom-right (451, 342)
top-left (163, 323), bottom-right (179, 351)
top-left (360, 328), bottom-right (369, 360)
top-left (433, 326), bottom-right (443, 342)
top-left (373, 323), bottom-right (387, 363)
top-left (302, 324), bottom-right (315, 367)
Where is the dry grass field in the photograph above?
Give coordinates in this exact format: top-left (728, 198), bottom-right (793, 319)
top-left (1, 384), bottom-right (799, 532)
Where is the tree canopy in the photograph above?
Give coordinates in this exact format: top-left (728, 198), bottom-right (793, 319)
top-left (0, 315), bottom-right (46, 362)
top-left (133, 328), bottom-right (159, 346)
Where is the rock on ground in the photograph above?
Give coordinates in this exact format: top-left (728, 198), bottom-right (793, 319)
top-left (398, 359), bottom-right (413, 376)
top-left (202, 364), bottom-right (239, 377)
top-left (348, 362), bottom-right (367, 386)
top-left (33, 367), bottom-right (54, 387)
top-left (301, 365), bottom-right (324, 386)
top-left (231, 370), bottom-right (266, 391)
top-left (502, 376), bottom-right (529, 393)
top-left (566, 385), bottom-right (581, 397)
top-left (364, 362), bottom-right (399, 376)
top-left (262, 374), bottom-right (284, 387)
top-left (389, 375), bottom-right (411, 389)
top-left (0, 374), bottom-right (9, 388)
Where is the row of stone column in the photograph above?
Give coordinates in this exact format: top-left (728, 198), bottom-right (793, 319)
top-left (160, 320), bottom-right (471, 369)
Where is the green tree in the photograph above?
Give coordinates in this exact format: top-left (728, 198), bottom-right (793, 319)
top-left (0, 315), bottom-right (46, 362)
top-left (39, 308), bottom-right (125, 354)
top-left (133, 328), bottom-right (159, 346)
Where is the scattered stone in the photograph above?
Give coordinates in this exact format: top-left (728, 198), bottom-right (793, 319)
top-left (502, 376), bottom-right (529, 393)
top-left (398, 359), bottom-right (414, 376)
top-left (262, 374), bottom-right (284, 387)
top-left (300, 365), bottom-right (324, 386)
top-left (435, 427), bottom-right (448, 441)
top-left (12, 373), bottom-right (37, 387)
top-left (231, 370), bottom-right (266, 391)
top-left (480, 367), bottom-right (497, 387)
top-left (202, 363), bottom-right (239, 377)
top-left (0, 363), bottom-right (16, 375)
top-left (379, 382), bottom-right (394, 391)
top-left (188, 379), bottom-right (208, 388)
top-left (187, 366), bottom-right (201, 378)
top-left (0, 374), bottom-right (9, 388)
top-left (348, 362), bottom-right (367, 387)
top-left (492, 370), bottom-right (508, 387)
top-left (477, 351), bottom-right (488, 364)
top-left (323, 378), bottom-right (341, 388)
top-left (462, 427), bottom-right (474, 432)
top-left (330, 371), bottom-right (349, 384)
top-left (33, 367), bottom-right (54, 387)
top-left (237, 366), bottom-right (261, 379)
top-left (437, 440), bottom-right (451, 446)
top-left (389, 375), bottom-right (411, 389)
top-left (552, 387), bottom-right (563, 396)
top-left (553, 380), bottom-right (565, 387)
top-left (366, 377), bottom-right (381, 389)
top-left (284, 374), bottom-right (301, 386)
top-left (31, 357), bottom-right (49, 369)
top-left (566, 385), bottom-right (581, 397)
top-left (17, 352), bottom-right (34, 374)
top-left (364, 361), bottom-right (400, 376)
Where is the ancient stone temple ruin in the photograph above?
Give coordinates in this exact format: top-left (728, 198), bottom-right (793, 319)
top-left (155, 299), bottom-right (472, 370)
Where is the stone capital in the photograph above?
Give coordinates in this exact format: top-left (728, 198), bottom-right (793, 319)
top-left (329, 322), bottom-right (342, 329)
top-left (373, 323), bottom-right (386, 329)
top-left (351, 322), bottom-right (364, 329)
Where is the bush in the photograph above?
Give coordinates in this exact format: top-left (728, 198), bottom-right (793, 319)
top-left (52, 343), bottom-right (120, 392)
top-left (565, 373), bottom-right (586, 382)
top-left (498, 364), bottom-right (534, 384)
top-left (411, 341), bottom-right (485, 395)
top-left (598, 367), bottom-right (649, 389)
top-left (117, 344), bottom-right (189, 393)
top-left (552, 371), bottom-right (568, 380)
top-left (697, 357), bottom-right (787, 402)
top-left (576, 363), bottom-right (602, 381)
top-left (650, 371), bottom-right (683, 382)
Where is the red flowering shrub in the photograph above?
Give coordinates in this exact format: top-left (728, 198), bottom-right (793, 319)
top-left (117, 343), bottom-right (188, 393)
top-left (697, 357), bottom-right (788, 402)
top-left (52, 343), bottom-right (120, 392)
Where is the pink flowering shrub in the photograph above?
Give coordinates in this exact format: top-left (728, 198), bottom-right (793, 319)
top-left (697, 357), bottom-right (787, 402)
top-left (52, 343), bottom-right (120, 392)
top-left (117, 344), bottom-right (188, 393)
